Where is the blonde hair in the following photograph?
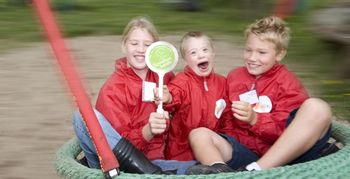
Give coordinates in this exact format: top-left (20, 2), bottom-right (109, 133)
top-left (245, 16), bottom-right (290, 54)
top-left (180, 31), bottom-right (214, 59)
top-left (121, 16), bottom-right (159, 50)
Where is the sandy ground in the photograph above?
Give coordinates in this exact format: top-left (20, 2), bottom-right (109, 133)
top-left (0, 35), bottom-right (244, 179)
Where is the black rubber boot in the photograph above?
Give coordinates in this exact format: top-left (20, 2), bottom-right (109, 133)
top-left (112, 138), bottom-right (166, 174)
top-left (185, 163), bottom-right (234, 175)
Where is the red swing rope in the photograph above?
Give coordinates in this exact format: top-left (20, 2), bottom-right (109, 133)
top-left (32, 0), bottom-right (119, 175)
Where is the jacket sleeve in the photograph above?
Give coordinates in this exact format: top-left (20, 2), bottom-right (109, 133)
top-left (218, 101), bottom-right (236, 134)
top-left (217, 86), bottom-right (236, 134)
top-left (95, 82), bottom-right (150, 151)
top-left (248, 76), bottom-right (309, 144)
top-left (163, 79), bottom-right (185, 114)
top-left (164, 72), bottom-right (175, 84)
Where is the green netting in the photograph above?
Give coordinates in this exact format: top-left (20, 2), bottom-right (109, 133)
top-left (55, 121), bottom-right (350, 179)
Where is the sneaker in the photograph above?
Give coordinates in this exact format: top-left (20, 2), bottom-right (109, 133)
top-left (318, 138), bottom-right (343, 158)
top-left (235, 165), bottom-right (248, 172)
top-left (162, 169), bottom-right (177, 175)
top-left (185, 163), bottom-right (234, 175)
top-left (77, 156), bottom-right (89, 167)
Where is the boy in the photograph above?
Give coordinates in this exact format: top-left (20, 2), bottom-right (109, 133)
top-left (157, 32), bottom-right (233, 173)
top-left (186, 16), bottom-right (333, 174)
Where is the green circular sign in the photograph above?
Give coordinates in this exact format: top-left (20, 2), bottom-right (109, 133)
top-left (149, 45), bottom-right (175, 70)
top-left (146, 41), bottom-right (178, 73)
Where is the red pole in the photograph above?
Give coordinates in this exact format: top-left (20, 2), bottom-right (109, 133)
top-left (31, 0), bottom-right (119, 176)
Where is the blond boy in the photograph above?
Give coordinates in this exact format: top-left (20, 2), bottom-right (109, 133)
top-left (186, 16), bottom-right (333, 174)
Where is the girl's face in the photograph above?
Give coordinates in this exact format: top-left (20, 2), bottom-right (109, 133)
top-left (243, 33), bottom-right (285, 78)
top-left (183, 37), bottom-right (215, 77)
top-left (124, 28), bottom-right (154, 70)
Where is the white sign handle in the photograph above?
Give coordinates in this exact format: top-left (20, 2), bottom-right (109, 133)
top-left (157, 73), bottom-right (164, 114)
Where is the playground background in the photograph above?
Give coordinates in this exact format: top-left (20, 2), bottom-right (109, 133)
top-left (0, 0), bottom-right (349, 178)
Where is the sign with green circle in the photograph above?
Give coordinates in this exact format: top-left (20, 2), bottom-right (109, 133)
top-left (145, 41), bottom-right (178, 113)
top-left (146, 41), bottom-right (178, 73)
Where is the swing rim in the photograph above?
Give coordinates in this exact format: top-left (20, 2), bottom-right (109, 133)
top-left (55, 120), bottom-right (350, 179)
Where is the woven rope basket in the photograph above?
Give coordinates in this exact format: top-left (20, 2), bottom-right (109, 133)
top-left (55, 121), bottom-right (350, 178)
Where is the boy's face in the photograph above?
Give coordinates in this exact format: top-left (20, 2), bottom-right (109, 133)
top-left (243, 34), bottom-right (285, 77)
top-left (124, 28), bottom-right (154, 70)
top-left (183, 37), bottom-right (215, 77)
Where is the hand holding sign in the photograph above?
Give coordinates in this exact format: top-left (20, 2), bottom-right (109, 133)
top-left (145, 41), bottom-right (178, 114)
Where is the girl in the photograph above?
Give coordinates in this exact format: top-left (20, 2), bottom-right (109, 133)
top-left (73, 16), bottom-right (195, 175)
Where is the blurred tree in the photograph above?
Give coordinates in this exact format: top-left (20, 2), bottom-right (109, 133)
top-left (161, 0), bottom-right (202, 11)
top-left (6, 0), bottom-right (31, 6)
top-left (310, 3), bottom-right (350, 77)
top-left (53, 0), bottom-right (76, 11)
top-left (237, 0), bottom-right (271, 19)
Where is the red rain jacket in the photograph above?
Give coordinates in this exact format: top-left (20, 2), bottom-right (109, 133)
top-left (96, 58), bottom-right (174, 160)
top-left (165, 66), bottom-right (232, 160)
top-left (220, 64), bottom-right (309, 156)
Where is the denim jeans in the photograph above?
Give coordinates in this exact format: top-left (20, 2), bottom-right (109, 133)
top-left (72, 109), bottom-right (196, 175)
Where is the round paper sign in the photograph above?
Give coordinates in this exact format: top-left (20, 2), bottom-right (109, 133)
top-left (145, 41), bottom-right (178, 114)
top-left (146, 41), bottom-right (178, 74)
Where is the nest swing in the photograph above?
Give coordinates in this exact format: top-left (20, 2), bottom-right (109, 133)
top-left (55, 121), bottom-right (350, 179)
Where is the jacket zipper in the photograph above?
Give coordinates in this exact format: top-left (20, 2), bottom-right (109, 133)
top-left (250, 82), bottom-right (256, 90)
top-left (203, 78), bottom-right (209, 92)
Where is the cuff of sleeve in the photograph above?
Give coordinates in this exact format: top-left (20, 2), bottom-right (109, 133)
top-left (164, 103), bottom-right (176, 113)
top-left (136, 127), bottom-right (150, 151)
top-left (249, 113), bottom-right (265, 131)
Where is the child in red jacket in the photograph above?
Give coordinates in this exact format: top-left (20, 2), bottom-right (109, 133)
top-left (73, 16), bottom-right (196, 175)
top-left (157, 32), bottom-right (232, 169)
top-left (186, 16), bottom-right (333, 174)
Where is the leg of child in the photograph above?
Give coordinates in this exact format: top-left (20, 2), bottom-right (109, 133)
top-left (256, 98), bottom-right (332, 169)
top-left (189, 127), bottom-right (233, 165)
top-left (72, 109), bottom-right (121, 168)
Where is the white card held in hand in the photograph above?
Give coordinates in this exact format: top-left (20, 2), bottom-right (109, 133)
top-left (239, 90), bottom-right (259, 104)
top-left (253, 95), bottom-right (272, 113)
top-left (142, 81), bottom-right (156, 102)
top-left (215, 99), bottom-right (226, 118)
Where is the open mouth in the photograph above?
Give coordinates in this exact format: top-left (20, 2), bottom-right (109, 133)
top-left (198, 61), bottom-right (209, 70)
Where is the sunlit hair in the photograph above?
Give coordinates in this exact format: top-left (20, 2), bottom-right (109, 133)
top-left (180, 31), bottom-right (214, 59)
top-left (121, 16), bottom-right (159, 50)
top-left (245, 16), bottom-right (290, 54)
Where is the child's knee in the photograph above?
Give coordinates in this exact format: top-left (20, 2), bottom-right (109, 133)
top-left (189, 127), bottom-right (211, 141)
top-left (72, 110), bottom-right (83, 125)
top-left (72, 110), bottom-right (90, 137)
top-left (303, 98), bottom-right (332, 123)
top-left (73, 109), bottom-right (105, 125)
top-left (306, 98), bottom-right (332, 116)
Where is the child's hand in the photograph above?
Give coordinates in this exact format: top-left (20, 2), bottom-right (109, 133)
top-left (148, 111), bottom-right (169, 135)
top-left (142, 111), bottom-right (170, 141)
top-left (154, 85), bottom-right (172, 104)
top-left (231, 101), bottom-right (257, 125)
